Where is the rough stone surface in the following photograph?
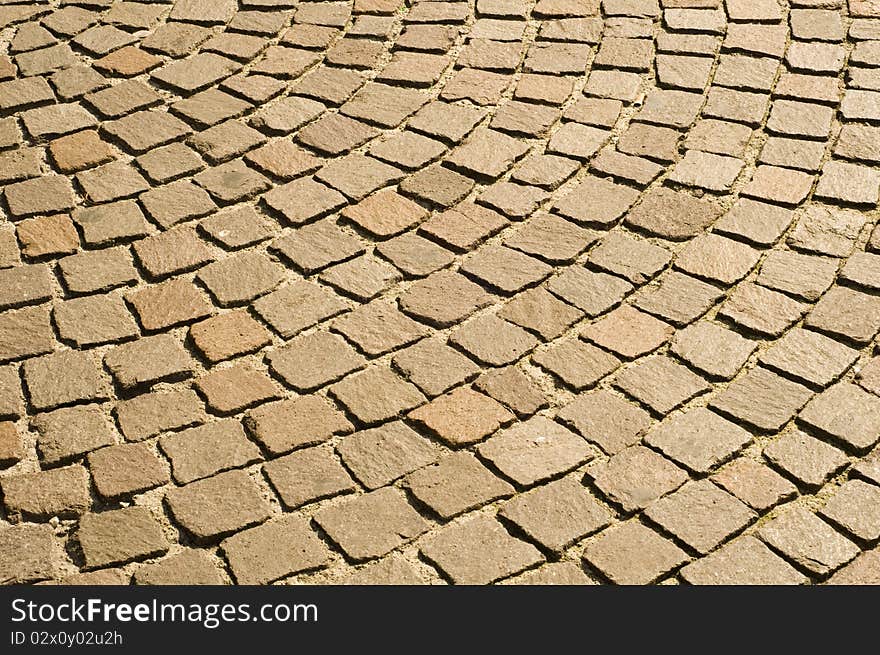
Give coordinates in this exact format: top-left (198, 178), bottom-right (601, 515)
top-left (589, 446), bottom-right (689, 513)
top-left (478, 416), bottom-right (597, 487)
top-left (23, 350), bottom-right (110, 411)
top-left (500, 476), bottom-right (611, 553)
top-left (406, 452), bottom-right (514, 520)
top-left (314, 487), bottom-right (429, 562)
top-left (798, 383), bottom-right (880, 452)
top-left (421, 515), bottom-right (543, 584)
top-left (712, 458), bottom-right (797, 513)
top-left (165, 470), bottom-right (272, 543)
top-left (680, 536), bottom-right (807, 585)
top-left (710, 368), bottom-right (813, 433)
top-left (88, 443), bottom-right (169, 499)
top-left (104, 334), bottom-right (195, 390)
top-left (160, 419), bottom-right (262, 484)
top-left (115, 389), bottom-right (206, 442)
top-left (819, 480), bottom-right (880, 543)
top-left (262, 446), bottom-right (355, 509)
top-left (392, 339), bottom-right (481, 397)
top-left (5, 1), bottom-right (880, 585)
top-left (583, 522), bottom-right (689, 585)
top-left (557, 390), bottom-right (651, 455)
top-left (134, 550), bottom-right (227, 586)
top-left (645, 408), bottom-right (752, 474)
top-left (758, 506), bottom-right (859, 576)
top-left (582, 306), bottom-right (674, 359)
top-left (269, 331), bottom-right (366, 392)
top-left (78, 507), bottom-right (169, 569)
top-left (408, 387), bottom-right (513, 447)
top-left (246, 395), bottom-right (352, 456)
top-left (337, 422), bottom-right (437, 490)
top-left (33, 405), bottom-right (113, 469)
top-left (2, 465), bottom-right (91, 520)
top-left (330, 367), bottom-right (425, 425)
top-left (614, 356), bottom-right (710, 415)
top-left (643, 480), bottom-right (756, 554)
top-left (0, 524), bottom-right (57, 584)
top-left (222, 515), bottom-right (331, 584)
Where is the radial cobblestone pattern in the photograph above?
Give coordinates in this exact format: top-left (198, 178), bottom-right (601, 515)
top-left (2, 0), bottom-right (880, 586)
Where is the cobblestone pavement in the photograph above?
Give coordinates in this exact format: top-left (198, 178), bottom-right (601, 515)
top-left (2, 0), bottom-right (880, 586)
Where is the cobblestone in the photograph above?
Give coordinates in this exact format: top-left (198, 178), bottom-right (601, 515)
top-left (799, 383), bottom-right (880, 453)
top-left (614, 356), bottom-right (710, 415)
top-left (764, 429), bottom-right (849, 490)
top-left (583, 521), bottom-right (688, 585)
top-left (408, 387), bottom-right (513, 447)
top-left (160, 418), bottom-right (261, 484)
top-left (478, 416), bottom-right (596, 487)
top-left (245, 395), bottom-right (352, 456)
top-left (644, 480), bottom-right (755, 554)
top-left (78, 507), bottom-right (168, 570)
top-left (680, 536), bottom-right (806, 585)
top-left (223, 515), bottom-right (330, 584)
top-left (500, 476), bottom-right (611, 553)
top-left (314, 487), bottom-right (429, 561)
top-left (0, 524), bottom-right (56, 584)
top-left (2, 465), bottom-right (90, 520)
top-left (475, 366), bottom-right (548, 418)
top-left (337, 422), bottom-right (436, 491)
top-left (758, 506), bottom-right (859, 576)
top-left (133, 550), bottom-right (226, 586)
top-left (115, 389), bottom-right (206, 442)
top-left (710, 368), bottom-right (813, 432)
top-left (712, 458), bottom-right (797, 513)
top-left (165, 470), bottom-right (271, 543)
top-left (406, 452), bottom-right (513, 520)
top-left (4, 0), bottom-right (880, 586)
top-left (263, 446), bottom-right (355, 510)
top-left (589, 445), bottom-right (688, 514)
top-left (88, 443), bottom-right (169, 499)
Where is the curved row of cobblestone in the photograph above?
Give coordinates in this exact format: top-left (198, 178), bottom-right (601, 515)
top-left (2, 0), bottom-right (880, 585)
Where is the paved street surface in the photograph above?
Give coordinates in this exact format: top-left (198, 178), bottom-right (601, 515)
top-left (2, 0), bottom-right (880, 586)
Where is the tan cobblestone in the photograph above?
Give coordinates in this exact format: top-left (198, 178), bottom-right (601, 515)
top-left (315, 487), bottom-right (430, 562)
top-left (8, 0), bottom-right (880, 585)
